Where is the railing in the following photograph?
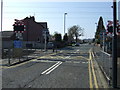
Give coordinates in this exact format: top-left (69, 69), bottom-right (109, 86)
top-left (93, 46), bottom-right (112, 86)
top-left (2, 48), bottom-right (36, 66)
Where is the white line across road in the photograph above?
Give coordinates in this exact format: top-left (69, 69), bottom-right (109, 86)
top-left (77, 50), bottom-right (80, 52)
top-left (41, 61), bottom-right (62, 75)
top-left (65, 56), bottom-right (70, 59)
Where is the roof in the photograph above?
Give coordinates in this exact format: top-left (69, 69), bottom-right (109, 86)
top-left (37, 22), bottom-right (47, 29)
top-left (23, 16), bottom-right (48, 29)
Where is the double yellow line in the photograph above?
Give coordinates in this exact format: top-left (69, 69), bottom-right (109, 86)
top-left (88, 49), bottom-right (98, 89)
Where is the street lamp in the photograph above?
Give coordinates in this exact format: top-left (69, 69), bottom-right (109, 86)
top-left (64, 13), bottom-right (67, 35)
top-left (1, 0), bottom-right (3, 32)
top-left (95, 23), bottom-right (97, 43)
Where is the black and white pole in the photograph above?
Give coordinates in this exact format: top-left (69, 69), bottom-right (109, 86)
top-left (112, 0), bottom-right (118, 88)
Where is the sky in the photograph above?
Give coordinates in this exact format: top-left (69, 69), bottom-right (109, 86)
top-left (1, 0), bottom-right (118, 39)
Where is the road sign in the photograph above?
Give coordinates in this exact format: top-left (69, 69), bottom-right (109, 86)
top-left (14, 40), bottom-right (22, 48)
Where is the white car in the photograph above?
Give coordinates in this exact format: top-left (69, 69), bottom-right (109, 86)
top-left (75, 43), bottom-right (80, 46)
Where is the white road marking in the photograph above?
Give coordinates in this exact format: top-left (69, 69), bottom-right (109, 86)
top-left (77, 50), bottom-right (80, 52)
top-left (82, 62), bottom-right (86, 64)
top-left (73, 61), bottom-right (80, 63)
top-left (32, 60), bottom-right (58, 63)
top-left (46, 62), bottom-right (62, 74)
top-left (65, 56), bottom-right (70, 59)
top-left (60, 51), bottom-right (63, 53)
top-left (41, 61), bottom-right (62, 75)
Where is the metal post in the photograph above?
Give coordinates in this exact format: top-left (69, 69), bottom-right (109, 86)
top-left (103, 32), bottom-right (105, 51)
top-left (27, 20), bottom-right (29, 60)
top-left (8, 48), bottom-right (11, 66)
top-left (112, 0), bottom-right (117, 88)
top-left (44, 31), bottom-right (47, 51)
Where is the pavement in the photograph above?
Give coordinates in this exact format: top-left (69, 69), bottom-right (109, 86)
top-left (1, 44), bottom-right (111, 88)
top-left (0, 49), bottom-right (58, 67)
top-left (93, 46), bottom-right (112, 86)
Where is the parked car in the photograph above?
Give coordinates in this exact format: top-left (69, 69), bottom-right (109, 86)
top-left (47, 42), bottom-right (54, 49)
top-left (75, 43), bottom-right (80, 46)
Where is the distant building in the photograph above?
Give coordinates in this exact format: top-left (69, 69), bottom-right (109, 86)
top-left (22, 16), bottom-right (49, 43)
top-left (2, 16), bottom-right (50, 49)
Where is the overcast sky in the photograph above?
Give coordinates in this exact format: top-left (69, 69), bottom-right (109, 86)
top-left (1, 0), bottom-right (118, 39)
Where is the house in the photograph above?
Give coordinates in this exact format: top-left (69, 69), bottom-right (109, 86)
top-left (21, 16), bottom-right (49, 48)
top-left (2, 16), bottom-right (50, 49)
top-left (23, 16), bottom-right (49, 42)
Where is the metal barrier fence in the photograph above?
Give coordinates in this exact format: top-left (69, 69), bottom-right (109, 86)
top-left (93, 46), bottom-right (120, 88)
top-left (2, 47), bottom-right (55, 67)
top-left (2, 48), bottom-right (36, 66)
top-left (93, 46), bottom-right (112, 86)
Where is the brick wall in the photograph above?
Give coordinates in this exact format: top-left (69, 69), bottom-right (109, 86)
top-left (22, 16), bottom-right (48, 43)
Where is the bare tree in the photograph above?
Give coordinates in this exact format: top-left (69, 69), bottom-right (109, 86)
top-left (68, 25), bottom-right (84, 43)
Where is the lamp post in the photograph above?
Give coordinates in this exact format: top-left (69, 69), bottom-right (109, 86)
top-left (95, 23), bottom-right (97, 43)
top-left (64, 13), bottom-right (67, 35)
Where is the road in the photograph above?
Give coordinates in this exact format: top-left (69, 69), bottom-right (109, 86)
top-left (2, 44), bottom-right (103, 88)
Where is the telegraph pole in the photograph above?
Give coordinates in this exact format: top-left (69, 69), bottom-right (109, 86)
top-left (112, 0), bottom-right (117, 88)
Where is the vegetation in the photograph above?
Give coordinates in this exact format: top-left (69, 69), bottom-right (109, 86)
top-left (52, 32), bottom-right (63, 48)
top-left (51, 25), bottom-right (84, 48)
top-left (68, 25), bottom-right (84, 43)
top-left (54, 32), bottom-right (62, 42)
top-left (95, 16), bottom-right (105, 44)
top-left (63, 33), bottom-right (68, 42)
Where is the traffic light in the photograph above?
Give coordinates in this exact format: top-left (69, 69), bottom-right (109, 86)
top-left (107, 26), bottom-right (113, 33)
top-left (14, 25), bottom-right (24, 31)
top-left (13, 19), bottom-right (26, 32)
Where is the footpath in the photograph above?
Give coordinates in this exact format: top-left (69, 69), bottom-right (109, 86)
top-left (91, 46), bottom-right (110, 88)
top-left (0, 49), bottom-right (58, 67)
